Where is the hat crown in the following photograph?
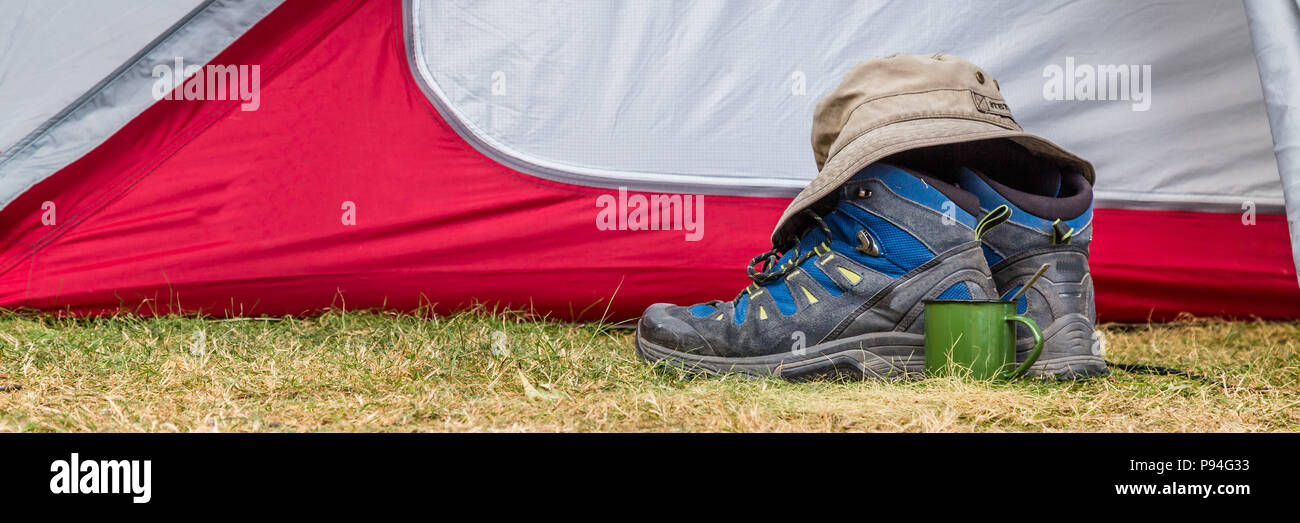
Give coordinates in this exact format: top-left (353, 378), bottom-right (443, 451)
top-left (811, 53), bottom-right (1020, 170)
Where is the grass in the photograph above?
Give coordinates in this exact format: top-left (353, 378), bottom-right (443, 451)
top-left (0, 309), bottom-right (1296, 432)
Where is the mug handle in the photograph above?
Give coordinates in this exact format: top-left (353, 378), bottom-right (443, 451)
top-left (1003, 315), bottom-right (1044, 379)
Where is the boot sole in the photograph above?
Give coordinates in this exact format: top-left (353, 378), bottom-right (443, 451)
top-left (1017, 314), bottom-right (1107, 379)
top-left (634, 328), bottom-right (925, 381)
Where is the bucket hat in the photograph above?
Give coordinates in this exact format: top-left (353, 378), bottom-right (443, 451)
top-left (771, 53), bottom-right (1094, 247)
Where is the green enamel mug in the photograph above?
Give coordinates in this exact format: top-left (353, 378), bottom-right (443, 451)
top-left (923, 300), bottom-right (1045, 380)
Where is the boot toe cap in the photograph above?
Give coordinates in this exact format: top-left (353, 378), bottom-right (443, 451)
top-left (638, 303), bottom-right (716, 356)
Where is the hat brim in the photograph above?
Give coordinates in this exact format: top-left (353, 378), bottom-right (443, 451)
top-left (771, 117), bottom-right (1094, 247)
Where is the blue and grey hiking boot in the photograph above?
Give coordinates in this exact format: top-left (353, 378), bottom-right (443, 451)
top-left (635, 163), bottom-right (1000, 379)
top-left (955, 165), bottom-right (1107, 379)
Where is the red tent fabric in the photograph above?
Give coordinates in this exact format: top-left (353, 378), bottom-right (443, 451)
top-left (0, 0), bottom-right (1295, 321)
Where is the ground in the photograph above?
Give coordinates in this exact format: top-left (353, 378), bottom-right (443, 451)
top-left (0, 309), bottom-right (1296, 432)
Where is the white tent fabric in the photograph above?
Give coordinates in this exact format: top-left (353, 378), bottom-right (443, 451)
top-left (0, 0), bottom-right (203, 154)
top-left (1245, 0), bottom-right (1300, 283)
top-left (0, 0), bottom-right (283, 210)
top-left (412, 0), bottom-right (1284, 214)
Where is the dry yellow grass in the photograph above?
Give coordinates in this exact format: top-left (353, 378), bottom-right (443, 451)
top-left (0, 310), bottom-right (1295, 432)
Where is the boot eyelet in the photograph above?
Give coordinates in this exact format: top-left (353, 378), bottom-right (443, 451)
top-left (857, 188), bottom-right (872, 198)
top-left (856, 230), bottom-right (880, 257)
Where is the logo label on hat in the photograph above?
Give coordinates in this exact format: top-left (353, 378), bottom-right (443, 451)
top-left (971, 92), bottom-right (1014, 119)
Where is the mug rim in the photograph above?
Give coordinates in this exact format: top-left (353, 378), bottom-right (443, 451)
top-left (922, 299), bottom-right (1017, 304)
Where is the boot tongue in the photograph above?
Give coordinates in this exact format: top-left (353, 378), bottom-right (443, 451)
top-left (777, 165), bottom-right (894, 263)
top-left (769, 163), bottom-right (934, 273)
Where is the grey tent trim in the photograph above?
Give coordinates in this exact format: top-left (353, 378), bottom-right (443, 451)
top-left (1245, 0), bottom-right (1300, 283)
top-left (0, 0), bottom-right (284, 211)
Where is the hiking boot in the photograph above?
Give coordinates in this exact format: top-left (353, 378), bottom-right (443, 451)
top-left (635, 163), bottom-right (998, 379)
top-left (954, 166), bottom-right (1107, 379)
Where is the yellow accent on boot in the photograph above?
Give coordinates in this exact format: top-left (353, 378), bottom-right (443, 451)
top-left (758, 306), bottom-right (768, 320)
top-left (800, 285), bottom-right (819, 304)
top-left (714, 313), bottom-right (724, 321)
top-left (836, 266), bottom-right (862, 284)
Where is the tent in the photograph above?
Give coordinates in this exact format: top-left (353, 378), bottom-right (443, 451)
top-left (0, 0), bottom-right (1297, 321)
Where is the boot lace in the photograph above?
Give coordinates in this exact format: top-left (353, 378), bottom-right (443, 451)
top-left (735, 210), bottom-right (834, 301)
